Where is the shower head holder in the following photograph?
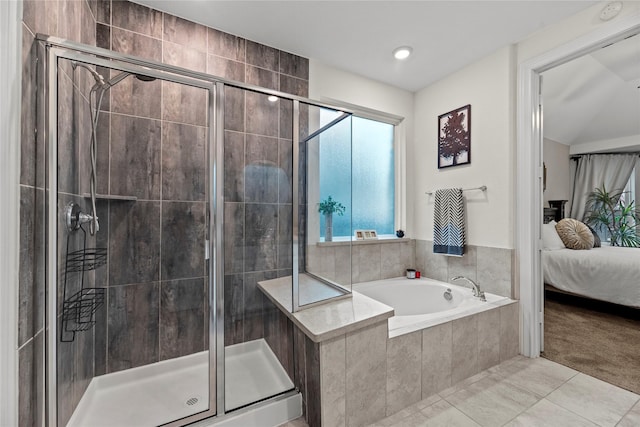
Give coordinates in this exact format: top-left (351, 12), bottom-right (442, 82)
top-left (65, 202), bottom-right (98, 232)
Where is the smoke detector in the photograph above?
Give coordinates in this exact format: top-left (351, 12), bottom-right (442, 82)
top-left (600, 1), bottom-right (622, 21)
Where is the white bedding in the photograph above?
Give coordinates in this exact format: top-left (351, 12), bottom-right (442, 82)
top-left (542, 246), bottom-right (640, 308)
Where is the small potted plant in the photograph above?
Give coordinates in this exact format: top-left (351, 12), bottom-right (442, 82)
top-left (318, 196), bottom-right (346, 242)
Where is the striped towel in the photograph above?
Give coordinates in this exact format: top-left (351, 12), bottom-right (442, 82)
top-left (433, 188), bottom-right (466, 256)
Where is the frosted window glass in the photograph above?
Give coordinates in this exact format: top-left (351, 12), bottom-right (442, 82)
top-left (319, 116), bottom-right (394, 238)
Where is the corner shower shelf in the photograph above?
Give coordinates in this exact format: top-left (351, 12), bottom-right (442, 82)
top-left (82, 193), bottom-right (138, 201)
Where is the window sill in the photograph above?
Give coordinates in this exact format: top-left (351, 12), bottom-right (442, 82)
top-left (317, 236), bottom-right (411, 247)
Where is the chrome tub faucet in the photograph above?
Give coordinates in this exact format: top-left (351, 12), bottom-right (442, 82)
top-left (451, 276), bottom-right (486, 301)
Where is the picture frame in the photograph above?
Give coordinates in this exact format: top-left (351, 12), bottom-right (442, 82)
top-left (355, 230), bottom-right (365, 240)
top-left (438, 104), bottom-right (471, 168)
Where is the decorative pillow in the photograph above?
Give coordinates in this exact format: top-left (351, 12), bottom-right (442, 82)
top-left (542, 221), bottom-right (566, 250)
top-left (555, 218), bottom-right (594, 250)
top-left (585, 223), bottom-right (601, 248)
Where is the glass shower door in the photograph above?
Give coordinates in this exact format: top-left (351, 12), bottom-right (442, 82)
top-left (49, 52), bottom-right (216, 427)
top-left (221, 86), bottom-right (296, 411)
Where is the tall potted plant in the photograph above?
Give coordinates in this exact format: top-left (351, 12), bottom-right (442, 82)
top-left (584, 185), bottom-right (640, 247)
top-left (318, 196), bottom-right (346, 242)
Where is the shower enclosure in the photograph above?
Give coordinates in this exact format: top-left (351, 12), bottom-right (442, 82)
top-left (40, 36), bottom-right (360, 426)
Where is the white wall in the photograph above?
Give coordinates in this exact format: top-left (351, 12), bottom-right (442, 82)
top-left (413, 46), bottom-right (516, 248)
top-left (543, 138), bottom-right (571, 206)
top-left (309, 60), bottom-right (415, 234)
top-left (517, 1), bottom-right (640, 64)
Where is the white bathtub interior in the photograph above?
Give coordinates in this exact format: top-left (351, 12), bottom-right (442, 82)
top-left (67, 339), bottom-right (295, 427)
top-left (354, 277), bottom-right (514, 338)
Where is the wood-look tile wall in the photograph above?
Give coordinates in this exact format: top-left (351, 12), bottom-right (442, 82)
top-left (19, 0), bottom-right (308, 425)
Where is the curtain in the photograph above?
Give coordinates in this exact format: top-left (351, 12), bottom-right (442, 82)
top-left (569, 154), bottom-right (639, 220)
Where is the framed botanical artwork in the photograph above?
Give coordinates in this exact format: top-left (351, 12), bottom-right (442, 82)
top-left (438, 104), bottom-right (471, 168)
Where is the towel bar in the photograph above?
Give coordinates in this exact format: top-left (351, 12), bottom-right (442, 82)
top-left (425, 185), bottom-right (487, 195)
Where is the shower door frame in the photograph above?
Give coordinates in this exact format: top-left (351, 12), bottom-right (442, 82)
top-left (41, 39), bottom-right (221, 426)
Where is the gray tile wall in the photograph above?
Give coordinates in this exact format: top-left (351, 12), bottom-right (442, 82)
top-left (19, 0), bottom-right (309, 424)
top-left (415, 239), bottom-right (514, 298)
top-left (20, 1), bottom-right (98, 424)
top-left (306, 303), bottom-right (520, 427)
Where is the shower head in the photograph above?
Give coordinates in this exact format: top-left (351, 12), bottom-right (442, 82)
top-left (135, 74), bottom-right (156, 82)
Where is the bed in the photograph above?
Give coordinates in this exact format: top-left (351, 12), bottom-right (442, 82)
top-left (542, 246), bottom-right (640, 308)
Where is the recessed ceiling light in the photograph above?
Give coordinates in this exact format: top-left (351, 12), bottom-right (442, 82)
top-left (393, 46), bottom-right (413, 60)
top-left (267, 95), bottom-right (279, 102)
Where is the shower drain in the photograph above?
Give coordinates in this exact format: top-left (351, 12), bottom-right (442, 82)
top-left (186, 397), bottom-right (199, 406)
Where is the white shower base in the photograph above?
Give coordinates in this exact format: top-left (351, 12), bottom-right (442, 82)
top-left (68, 339), bottom-right (296, 427)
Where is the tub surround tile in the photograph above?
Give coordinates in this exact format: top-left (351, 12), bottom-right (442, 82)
top-left (346, 322), bottom-right (388, 427)
top-left (423, 242), bottom-right (449, 283)
top-left (320, 336), bottom-right (347, 427)
top-left (355, 244), bottom-right (382, 283)
top-left (244, 271), bottom-right (276, 342)
top-left (499, 303), bottom-right (520, 361)
top-left (477, 246), bottom-right (512, 298)
top-left (451, 314), bottom-right (479, 385)
top-left (381, 243), bottom-right (406, 279)
top-left (58, 0), bottom-right (82, 44)
top-left (96, 23), bottom-right (110, 50)
top-left (546, 373), bottom-right (639, 427)
top-left (96, 0), bottom-right (111, 25)
top-left (417, 240), bottom-right (514, 298)
top-left (387, 331), bottom-right (422, 415)
top-left (448, 245), bottom-right (477, 284)
top-left (476, 309), bottom-right (500, 371)
top-left (422, 322), bottom-right (452, 398)
top-left (504, 398), bottom-right (597, 427)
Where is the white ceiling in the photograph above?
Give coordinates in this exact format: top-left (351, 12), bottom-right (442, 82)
top-left (542, 33), bottom-right (640, 152)
top-left (133, 0), bottom-right (598, 92)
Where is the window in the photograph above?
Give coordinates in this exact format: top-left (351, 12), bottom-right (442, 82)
top-left (319, 115), bottom-right (395, 239)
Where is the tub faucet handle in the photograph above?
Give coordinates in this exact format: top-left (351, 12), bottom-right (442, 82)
top-left (451, 276), bottom-right (485, 301)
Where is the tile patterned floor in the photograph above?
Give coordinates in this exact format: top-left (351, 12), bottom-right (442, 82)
top-left (280, 356), bottom-right (640, 427)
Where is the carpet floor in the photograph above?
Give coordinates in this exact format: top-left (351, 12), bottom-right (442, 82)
top-left (543, 291), bottom-right (640, 395)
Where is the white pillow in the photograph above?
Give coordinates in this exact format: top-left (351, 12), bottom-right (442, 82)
top-left (542, 221), bottom-right (566, 250)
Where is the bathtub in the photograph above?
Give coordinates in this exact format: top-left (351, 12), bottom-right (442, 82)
top-left (353, 277), bottom-right (513, 337)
